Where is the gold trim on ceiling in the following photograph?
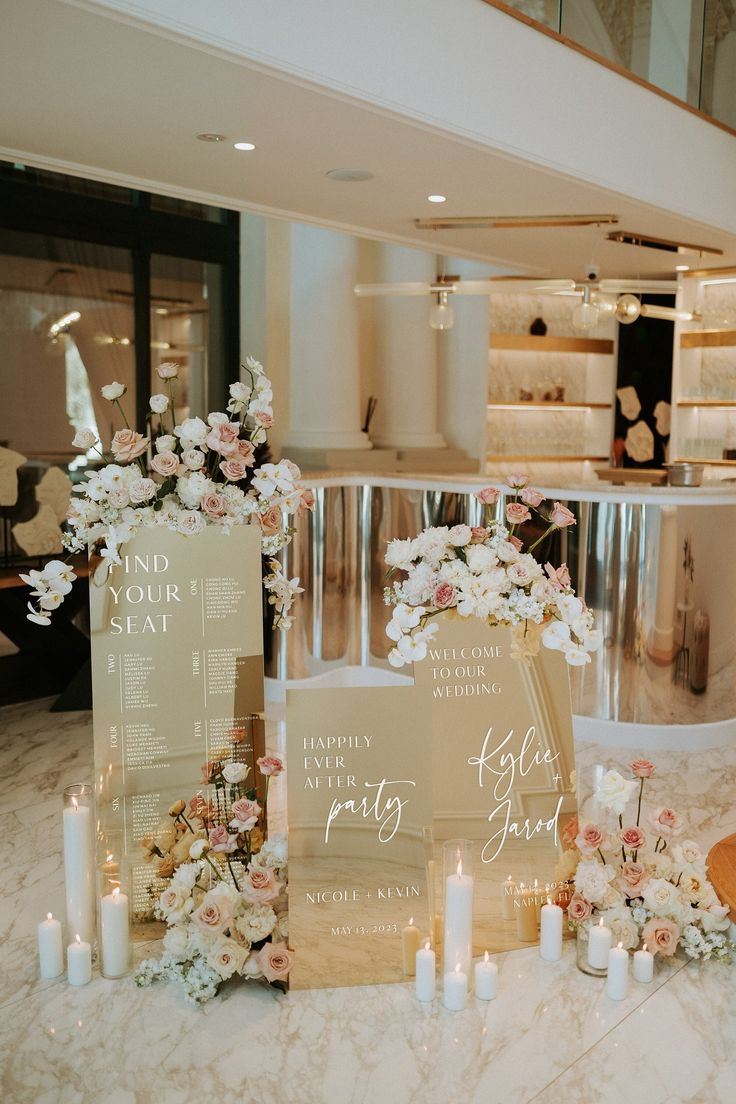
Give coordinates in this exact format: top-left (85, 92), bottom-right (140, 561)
top-left (606, 231), bottom-right (723, 257)
top-left (414, 214), bottom-right (620, 231)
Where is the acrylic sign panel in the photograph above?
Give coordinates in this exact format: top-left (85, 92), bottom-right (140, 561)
top-left (286, 686), bottom-right (434, 989)
top-left (412, 616), bottom-right (576, 956)
top-left (90, 525), bottom-right (265, 922)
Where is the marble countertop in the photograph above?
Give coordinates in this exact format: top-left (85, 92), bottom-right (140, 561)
top-left (2, 697), bottom-right (734, 1104)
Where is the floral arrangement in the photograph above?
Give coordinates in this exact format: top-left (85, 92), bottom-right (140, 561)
top-left (22, 357), bottom-right (310, 630)
top-left (383, 472), bottom-right (601, 668)
top-left (135, 744), bottom-right (290, 1005)
top-left (557, 759), bottom-right (734, 962)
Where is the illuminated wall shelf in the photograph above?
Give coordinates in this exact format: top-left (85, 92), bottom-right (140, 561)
top-left (677, 400), bottom-right (736, 407)
top-left (489, 334), bottom-right (614, 354)
top-left (680, 329), bottom-right (736, 348)
top-left (487, 401), bottom-right (611, 411)
top-left (674, 457), bottom-right (736, 465)
top-left (486, 454), bottom-right (609, 463)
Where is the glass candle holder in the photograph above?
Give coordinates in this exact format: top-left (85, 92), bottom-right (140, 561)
top-left (97, 857), bottom-right (131, 978)
top-left (442, 839), bottom-right (474, 977)
top-left (63, 784), bottom-right (95, 944)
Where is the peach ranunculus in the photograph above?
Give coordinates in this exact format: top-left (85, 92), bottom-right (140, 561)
top-left (619, 826), bottom-right (646, 851)
top-left (506, 472), bottom-right (529, 488)
top-left (257, 755), bottom-right (284, 776)
top-left (206, 421), bottom-right (241, 456)
top-left (300, 488), bottom-right (316, 513)
top-left (201, 492), bottom-right (226, 518)
top-left (190, 794), bottom-right (215, 820)
top-left (219, 458), bottom-right (248, 482)
top-left (617, 861), bottom-right (649, 899)
top-left (630, 758), bottom-right (656, 778)
top-left (434, 582), bottom-right (457, 609)
top-left (520, 486), bottom-right (545, 508)
top-left (241, 866), bottom-right (282, 904)
top-left (476, 487), bottom-right (500, 506)
top-left (561, 814), bottom-right (579, 851)
top-left (111, 428), bottom-right (149, 463)
top-left (257, 941), bottom-right (293, 982)
top-left (258, 505), bottom-right (283, 535)
top-left (151, 450), bottom-right (180, 477)
top-left (641, 917), bottom-right (680, 956)
top-left (190, 890), bottom-right (234, 935)
top-left (550, 502), bottom-right (576, 528)
top-left (545, 562), bottom-right (571, 588)
top-left (506, 501), bottom-right (532, 526)
top-left (470, 526), bottom-right (488, 543)
top-left (567, 893), bottom-right (593, 922)
top-left (509, 535), bottom-right (524, 551)
top-left (648, 807), bottom-right (684, 838)
top-left (575, 822), bottom-right (608, 854)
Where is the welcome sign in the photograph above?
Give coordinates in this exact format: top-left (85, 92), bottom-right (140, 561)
top-left (90, 525), bottom-right (265, 922)
top-left (412, 616), bottom-right (576, 955)
top-left (286, 686), bottom-right (434, 989)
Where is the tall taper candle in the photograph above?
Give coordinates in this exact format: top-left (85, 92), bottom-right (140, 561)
top-left (443, 858), bottom-right (473, 977)
top-left (63, 786), bottom-right (95, 944)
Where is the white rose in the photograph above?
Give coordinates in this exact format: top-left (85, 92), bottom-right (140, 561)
top-left (595, 769), bottom-right (638, 816)
top-left (494, 540), bottom-right (520, 564)
top-left (128, 478), bottom-right (157, 504)
top-left (642, 878), bottom-right (682, 918)
top-left (149, 394), bottom-right (169, 414)
top-left (672, 840), bottom-right (703, 866)
top-left (181, 449), bottom-right (205, 471)
top-left (230, 381), bottom-right (251, 401)
top-left (176, 471), bottom-right (210, 509)
top-left (189, 839), bottom-right (209, 860)
top-left (235, 904), bottom-right (277, 944)
top-left (573, 859), bottom-right (616, 907)
top-left (601, 904), bottom-right (639, 950)
top-left (155, 434), bottom-right (176, 454)
top-left (101, 381), bottom-right (126, 401)
top-left (72, 428), bottom-right (97, 449)
top-left (448, 524), bottom-right (472, 547)
top-left (385, 539), bottom-right (417, 571)
top-left (157, 361), bottom-right (179, 380)
top-left (177, 510), bottom-right (206, 536)
top-left (222, 762), bottom-right (247, 784)
top-left (207, 937), bottom-right (247, 980)
top-left (507, 558), bottom-right (543, 587)
top-left (172, 863), bottom-right (200, 891)
top-left (174, 417), bottom-right (208, 449)
top-left (108, 488), bottom-right (130, 509)
top-left (465, 544), bottom-right (498, 574)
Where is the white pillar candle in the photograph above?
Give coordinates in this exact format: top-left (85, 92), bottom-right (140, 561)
top-left (633, 943), bottom-right (654, 983)
top-left (443, 963), bottom-right (468, 1011)
top-left (501, 875), bottom-right (517, 921)
top-left (474, 951), bottom-right (498, 1000)
top-left (539, 898), bottom-right (563, 962)
top-left (67, 934), bottom-right (92, 986)
top-left (415, 941), bottom-right (436, 1002)
top-left (587, 916), bottom-right (612, 970)
top-left (402, 917), bottom-right (421, 976)
top-left (100, 887), bottom-right (130, 978)
top-left (63, 797), bottom-right (95, 944)
top-left (37, 913), bottom-right (64, 979)
top-left (607, 942), bottom-right (629, 1000)
top-left (443, 859), bottom-right (473, 977)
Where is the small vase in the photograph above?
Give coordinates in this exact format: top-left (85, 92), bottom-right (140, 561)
top-left (575, 925), bottom-right (608, 977)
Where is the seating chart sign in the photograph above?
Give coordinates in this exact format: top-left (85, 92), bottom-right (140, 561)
top-left (412, 617), bottom-right (577, 956)
top-left (90, 526), bottom-right (265, 923)
top-left (287, 686), bottom-right (434, 989)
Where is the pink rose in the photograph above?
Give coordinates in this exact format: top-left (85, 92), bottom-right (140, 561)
top-left (241, 866), bottom-right (282, 904)
top-left (157, 361), bottom-right (179, 379)
top-left (201, 492), bottom-right (226, 518)
top-left (259, 505), bottom-right (283, 536)
top-left (641, 917), bottom-right (680, 956)
top-left (545, 562), bottom-right (571, 589)
top-left (630, 759), bottom-right (656, 778)
top-left (509, 535), bottom-right (523, 551)
top-left (506, 501), bottom-right (531, 526)
top-left (434, 582), bottom-right (457, 609)
top-left (219, 459), bottom-right (247, 482)
top-left (230, 798), bottom-right (261, 831)
top-left (550, 502), bottom-right (576, 528)
top-left (470, 526), bottom-right (488, 543)
top-left (257, 755), bottom-right (284, 776)
top-left (257, 941), bottom-right (293, 983)
top-left (619, 826), bottom-right (646, 851)
top-left (506, 471), bottom-right (529, 488)
top-left (111, 428), bottom-right (149, 463)
top-left (300, 489), bottom-right (316, 513)
top-left (617, 861), bottom-right (649, 899)
top-left (575, 822), bottom-right (607, 854)
top-left (520, 487), bottom-right (545, 508)
top-left (206, 421), bottom-right (241, 456)
top-left (151, 451), bottom-right (180, 477)
top-left (237, 439), bottom-right (256, 465)
top-left (648, 807), bottom-right (683, 838)
top-left (191, 891), bottom-right (234, 935)
top-left (208, 825), bottom-right (237, 853)
top-left (181, 449), bottom-right (205, 470)
top-left (567, 893), bottom-right (592, 922)
top-left (476, 487), bottom-right (500, 506)
top-left (254, 410), bottom-right (274, 427)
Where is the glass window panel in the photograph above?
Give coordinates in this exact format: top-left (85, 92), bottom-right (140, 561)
top-left (0, 159), bottom-right (135, 204)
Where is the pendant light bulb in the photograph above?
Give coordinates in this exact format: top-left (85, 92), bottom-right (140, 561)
top-left (429, 290), bottom-right (454, 331)
top-left (572, 286), bottom-right (599, 331)
top-left (590, 291), bottom-right (617, 320)
top-left (615, 293), bottom-right (641, 324)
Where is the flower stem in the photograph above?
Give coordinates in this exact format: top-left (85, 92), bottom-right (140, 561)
top-left (113, 398), bottom-right (130, 429)
top-left (528, 523), bottom-right (556, 554)
top-left (636, 777), bottom-right (644, 827)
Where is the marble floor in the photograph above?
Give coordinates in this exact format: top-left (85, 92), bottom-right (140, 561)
top-left (1, 697), bottom-right (735, 1104)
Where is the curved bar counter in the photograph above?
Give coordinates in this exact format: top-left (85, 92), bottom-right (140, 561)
top-left (267, 476), bottom-right (736, 727)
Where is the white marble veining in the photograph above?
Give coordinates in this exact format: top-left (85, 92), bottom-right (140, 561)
top-left (0, 697), bottom-right (734, 1104)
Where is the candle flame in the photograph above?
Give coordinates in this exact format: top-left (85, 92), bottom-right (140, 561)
top-left (112, 887), bottom-right (120, 901)
top-left (507, 874), bottom-right (512, 881)
top-left (598, 917), bottom-right (604, 927)
top-left (533, 878), bottom-right (539, 889)
top-left (617, 941), bottom-right (623, 949)
top-left (71, 797), bottom-right (78, 811)
top-left (75, 934), bottom-right (81, 944)
top-left (643, 943), bottom-right (648, 952)
top-left (106, 853), bottom-right (113, 863)
top-left (547, 896), bottom-right (552, 905)
top-left (484, 950), bottom-right (489, 963)
top-left (424, 941), bottom-right (430, 952)
top-left (46, 912), bottom-right (52, 921)
top-left (409, 916), bottom-right (414, 926)
top-left (454, 962), bottom-right (461, 974)
top-left (456, 859), bottom-right (462, 878)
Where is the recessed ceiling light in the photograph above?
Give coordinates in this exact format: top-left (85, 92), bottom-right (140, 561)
top-left (675, 264), bottom-right (690, 272)
top-left (325, 168), bottom-right (374, 182)
top-left (195, 132), bottom-right (227, 143)
top-left (427, 194), bottom-right (447, 203)
top-left (234, 141), bottom-right (256, 151)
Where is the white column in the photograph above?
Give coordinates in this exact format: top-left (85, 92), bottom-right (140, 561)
top-left (284, 224), bottom-right (371, 451)
top-left (371, 244), bottom-right (445, 449)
